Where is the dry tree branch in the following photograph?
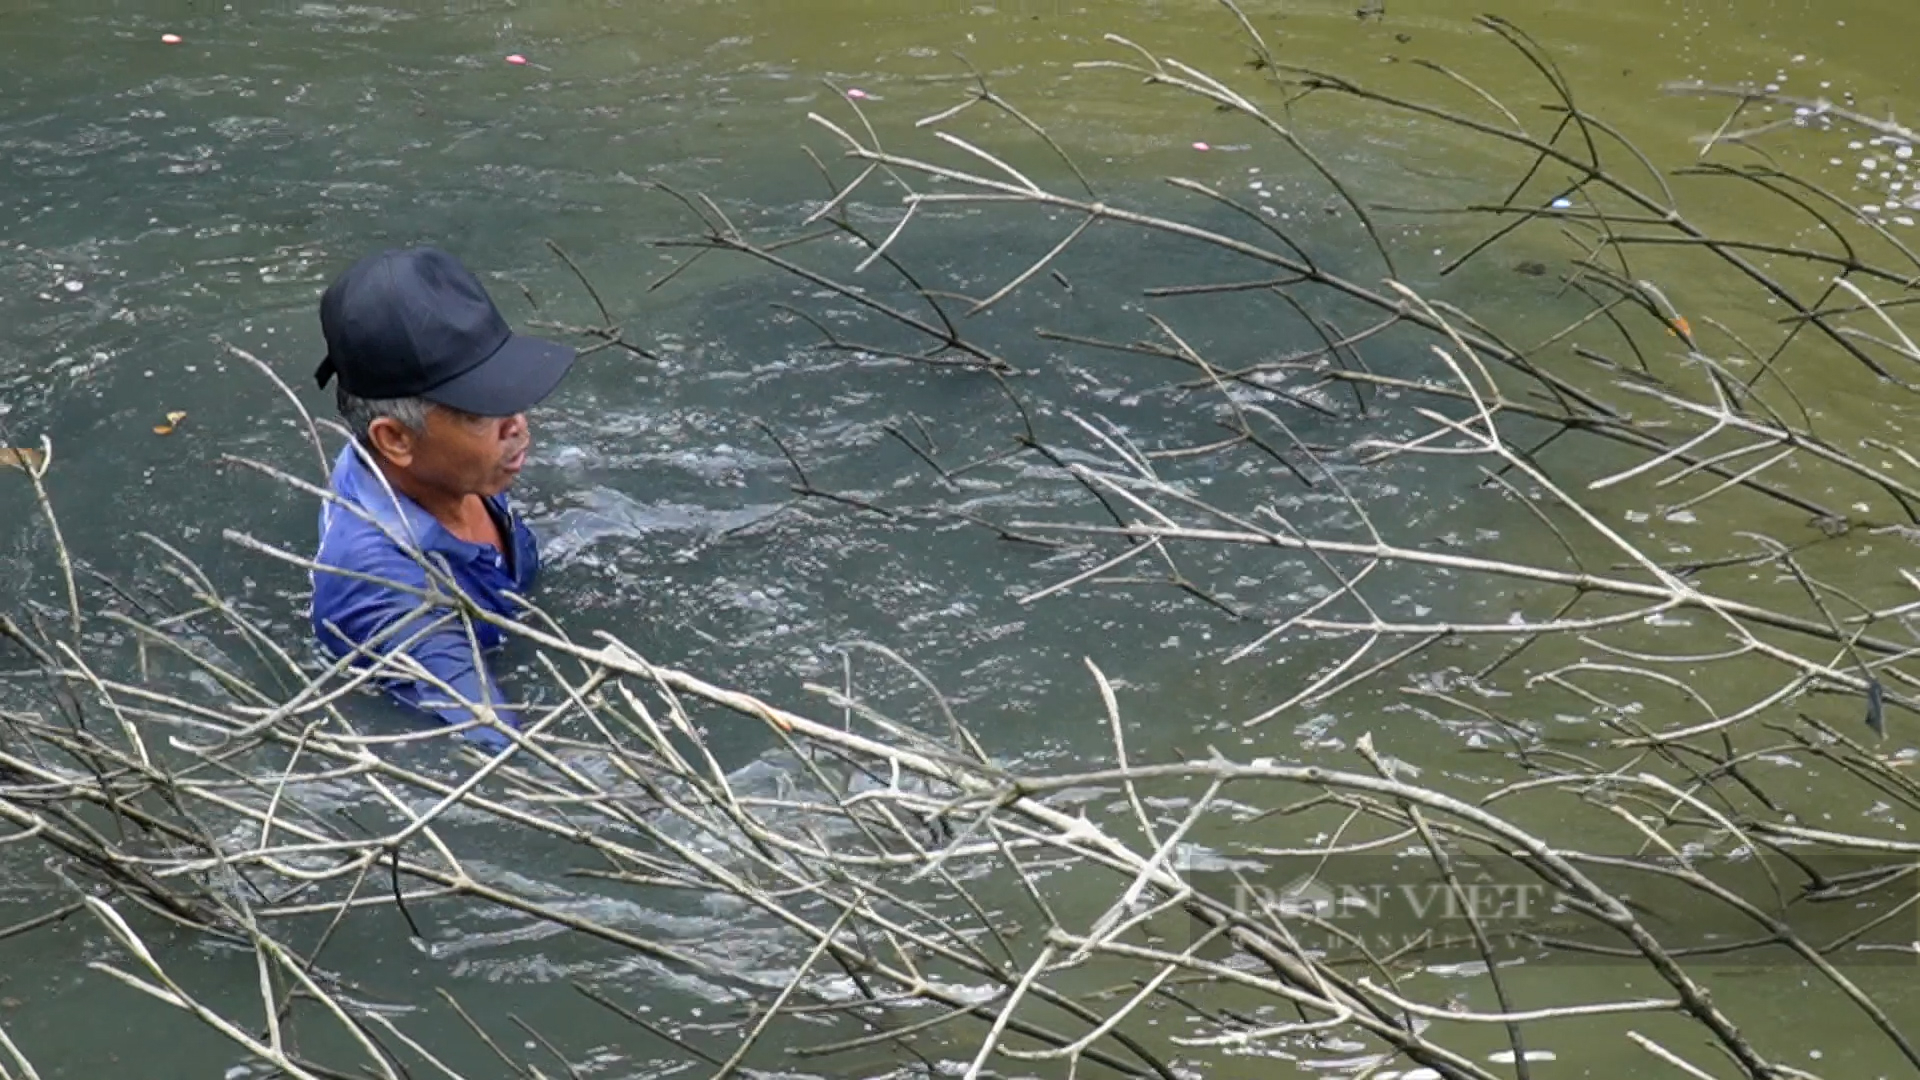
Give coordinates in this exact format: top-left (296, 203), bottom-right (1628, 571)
top-left (8, 16), bottom-right (1920, 1080)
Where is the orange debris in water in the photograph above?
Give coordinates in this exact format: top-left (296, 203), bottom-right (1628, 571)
top-left (0, 448), bottom-right (45, 471)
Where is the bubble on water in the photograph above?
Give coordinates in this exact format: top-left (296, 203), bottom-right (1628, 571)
top-left (1864, 157), bottom-right (1879, 170)
top-left (1900, 146), bottom-right (1915, 160)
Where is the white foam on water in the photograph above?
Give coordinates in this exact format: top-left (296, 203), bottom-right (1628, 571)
top-left (1490, 1050), bottom-right (1559, 1063)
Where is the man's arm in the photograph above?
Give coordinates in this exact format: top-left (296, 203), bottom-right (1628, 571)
top-left (314, 545), bottom-right (521, 750)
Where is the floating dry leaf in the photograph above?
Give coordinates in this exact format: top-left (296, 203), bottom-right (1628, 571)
top-left (154, 410), bottom-right (187, 436)
top-left (0, 447), bottom-right (45, 471)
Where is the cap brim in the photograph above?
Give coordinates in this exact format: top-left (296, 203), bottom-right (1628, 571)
top-left (420, 334), bottom-right (576, 416)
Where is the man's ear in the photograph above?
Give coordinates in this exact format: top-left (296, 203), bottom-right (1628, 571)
top-left (366, 417), bottom-right (417, 468)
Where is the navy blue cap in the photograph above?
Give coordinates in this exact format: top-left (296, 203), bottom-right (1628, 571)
top-left (314, 246), bottom-right (575, 416)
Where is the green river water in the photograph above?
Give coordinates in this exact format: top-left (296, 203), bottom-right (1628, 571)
top-left (3, 0), bottom-right (1920, 1076)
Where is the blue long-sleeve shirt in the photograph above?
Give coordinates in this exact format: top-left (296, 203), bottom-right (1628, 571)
top-left (310, 441), bottom-right (540, 750)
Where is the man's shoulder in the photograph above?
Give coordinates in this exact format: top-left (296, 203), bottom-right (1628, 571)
top-left (318, 498), bottom-right (395, 555)
top-left (316, 507), bottom-right (436, 589)
top-left (318, 443), bottom-right (433, 565)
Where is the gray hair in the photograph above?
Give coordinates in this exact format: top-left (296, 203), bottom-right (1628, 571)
top-left (337, 387), bottom-right (432, 450)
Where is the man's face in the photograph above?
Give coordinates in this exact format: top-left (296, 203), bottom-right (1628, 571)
top-left (376, 406), bottom-right (529, 499)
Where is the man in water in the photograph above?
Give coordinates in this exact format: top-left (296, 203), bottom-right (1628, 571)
top-left (308, 246), bottom-right (576, 749)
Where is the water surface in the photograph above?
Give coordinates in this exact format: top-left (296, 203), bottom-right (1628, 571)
top-left (2, 0), bottom-right (1918, 1076)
